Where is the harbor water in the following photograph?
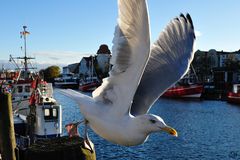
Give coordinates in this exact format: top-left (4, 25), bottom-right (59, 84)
top-left (54, 89), bottom-right (240, 160)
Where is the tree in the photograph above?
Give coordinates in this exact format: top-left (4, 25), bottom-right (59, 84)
top-left (42, 65), bottom-right (61, 82)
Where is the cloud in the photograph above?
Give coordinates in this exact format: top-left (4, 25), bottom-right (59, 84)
top-left (35, 63), bottom-right (66, 70)
top-left (49, 56), bottom-right (60, 60)
top-left (31, 50), bottom-right (92, 65)
top-left (195, 30), bottom-right (202, 37)
top-left (0, 59), bottom-right (66, 70)
top-left (1, 50), bottom-right (95, 71)
top-left (32, 51), bottom-right (91, 58)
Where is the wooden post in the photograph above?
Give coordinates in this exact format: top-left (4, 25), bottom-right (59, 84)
top-left (0, 93), bottom-right (17, 160)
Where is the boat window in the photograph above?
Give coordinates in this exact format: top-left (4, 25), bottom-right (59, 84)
top-left (52, 108), bottom-right (58, 118)
top-left (17, 86), bottom-right (23, 93)
top-left (237, 74), bottom-right (240, 82)
top-left (238, 86), bottom-right (240, 93)
top-left (25, 86), bottom-right (31, 92)
top-left (44, 108), bottom-right (58, 121)
top-left (44, 109), bottom-right (50, 117)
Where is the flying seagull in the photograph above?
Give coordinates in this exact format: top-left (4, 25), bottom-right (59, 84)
top-left (61, 0), bottom-right (195, 146)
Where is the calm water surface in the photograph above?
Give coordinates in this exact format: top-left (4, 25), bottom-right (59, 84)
top-left (54, 90), bottom-right (240, 160)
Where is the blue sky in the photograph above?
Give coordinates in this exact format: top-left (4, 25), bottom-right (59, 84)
top-left (0, 0), bottom-right (240, 68)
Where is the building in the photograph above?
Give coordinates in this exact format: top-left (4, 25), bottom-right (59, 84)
top-left (193, 49), bottom-right (240, 98)
top-left (193, 49), bottom-right (240, 82)
top-left (62, 63), bottom-right (79, 75)
top-left (78, 56), bottom-right (97, 80)
top-left (61, 44), bottom-right (111, 81)
top-left (95, 44), bottom-right (111, 79)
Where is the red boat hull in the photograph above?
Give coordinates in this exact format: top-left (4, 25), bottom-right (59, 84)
top-left (227, 92), bottom-right (240, 104)
top-left (79, 82), bottom-right (100, 92)
top-left (162, 84), bottom-right (203, 98)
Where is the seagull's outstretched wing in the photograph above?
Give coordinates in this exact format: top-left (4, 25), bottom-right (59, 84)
top-left (131, 14), bottom-right (196, 116)
top-left (59, 89), bottom-right (93, 105)
top-left (93, 0), bottom-right (150, 116)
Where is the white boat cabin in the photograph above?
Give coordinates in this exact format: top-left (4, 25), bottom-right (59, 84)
top-left (232, 84), bottom-right (240, 94)
top-left (14, 81), bottom-right (62, 141)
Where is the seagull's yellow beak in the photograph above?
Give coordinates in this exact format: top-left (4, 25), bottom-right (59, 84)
top-left (161, 126), bottom-right (178, 137)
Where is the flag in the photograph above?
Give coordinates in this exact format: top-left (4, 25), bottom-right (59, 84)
top-left (20, 31), bottom-right (30, 35)
top-left (29, 92), bottom-right (36, 105)
top-left (20, 31), bottom-right (30, 38)
top-left (29, 78), bottom-right (39, 105)
top-left (30, 79), bottom-right (37, 89)
top-left (65, 122), bottom-right (80, 137)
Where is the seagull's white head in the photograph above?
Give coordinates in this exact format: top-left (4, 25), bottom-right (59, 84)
top-left (138, 114), bottom-right (178, 137)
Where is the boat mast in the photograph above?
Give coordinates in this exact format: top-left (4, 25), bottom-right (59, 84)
top-left (23, 26), bottom-right (28, 72)
top-left (9, 55), bottom-right (20, 70)
top-left (190, 64), bottom-right (199, 82)
top-left (91, 56), bottom-right (93, 82)
top-left (9, 26), bottom-right (36, 79)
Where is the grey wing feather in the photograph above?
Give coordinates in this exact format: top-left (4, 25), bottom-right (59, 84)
top-left (131, 14), bottom-right (196, 116)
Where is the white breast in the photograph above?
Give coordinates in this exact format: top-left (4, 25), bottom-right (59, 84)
top-left (87, 113), bottom-right (148, 146)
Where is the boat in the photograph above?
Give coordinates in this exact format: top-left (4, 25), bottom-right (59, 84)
top-left (1, 71), bottom-right (34, 111)
top-left (0, 26), bottom-right (94, 159)
top-left (227, 84), bottom-right (240, 104)
top-left (0, 26), bottom-right (62, 141)
top-left (79, 56), bottom-right (101, 92)
top-left (162, 65), bottom-right (203, 99)
top-left (14, 78), bottom-right (62, 142)
top-left (0, 70), bottom-right (19, 85)
top-left (11, 78), bottom-right (34, 111)
top-left (162, 83), bottom-right (203, 98)
top-left (54, 73), bottom-right (79, 89)
top-left (7, 26), bottom-right (63, 146)
top-left (79, 76), bottom-right (101, 92)
top-left (0, 26), bottom-right (36, 111)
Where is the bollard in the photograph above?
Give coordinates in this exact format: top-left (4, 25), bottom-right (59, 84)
top-left (0, 93), bottom-right (17, 160)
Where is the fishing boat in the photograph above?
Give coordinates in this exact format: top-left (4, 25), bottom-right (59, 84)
top-left (54, 73), bottom-right (79, 89)
top-left (1, 71), bottom-right (36, 111)
top-left (79, 56), bottom-right (101, 92)
top-left (0, 26), bottom-right (95, 159)
top-left (227, 84), bottom-right (240, 104)
top-left (7, 27), bottom-right (63, 147)
top-left (0, 26), bottom-right (36, 111)
top-left (0, 70), bottom-right (19, 85)
top-left (162, 83), bottom-right (203, 98)
top-left (162, 65), bottom-right (203, 99)
top-left (14, 78), bottom-right (62, 143)
top-left (79, 76), bottom-right (101, 92)
top-left (11, 78), bottom-right (34, 111)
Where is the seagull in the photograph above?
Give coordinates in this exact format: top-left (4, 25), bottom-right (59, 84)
top-left (61, 0), bottom-right (195, 146)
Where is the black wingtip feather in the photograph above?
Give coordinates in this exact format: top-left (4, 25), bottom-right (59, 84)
top-left (186, 13), bottom-right (195, 39)
top-left (180, 13), bottom-right (187, 23)
top-left (186, 13), bottom-right (194, 30)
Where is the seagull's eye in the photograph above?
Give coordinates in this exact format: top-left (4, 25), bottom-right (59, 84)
top-left (150, 119), bottom-right (156, 124)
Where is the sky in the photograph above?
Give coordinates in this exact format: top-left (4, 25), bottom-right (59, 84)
top-left (0, 0), bottom-right (240, 69)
